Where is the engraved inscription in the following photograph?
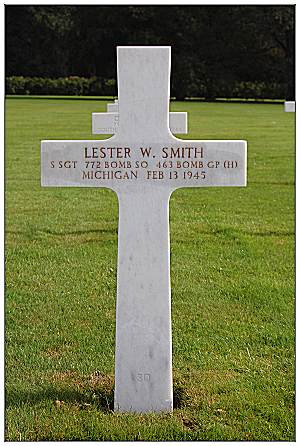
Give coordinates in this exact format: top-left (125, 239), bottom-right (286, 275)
top-left (45, 142), bottom-right (243, 186)
top-left (44, 141), bottom-right (246, 188)
top-left (136, 373), bottom-right (151, 382)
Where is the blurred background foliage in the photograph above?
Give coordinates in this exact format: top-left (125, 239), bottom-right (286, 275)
top-left (5, 5), bottom-right (295, 100)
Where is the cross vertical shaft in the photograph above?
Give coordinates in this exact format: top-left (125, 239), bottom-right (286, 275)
top-left (113, 47), bottom-right (174, 412)
top-left (116, 46), bottom-right (172, 141)
top-left (114, 188), bottom-right (172, 412)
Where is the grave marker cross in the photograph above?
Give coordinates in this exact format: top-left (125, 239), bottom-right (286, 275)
top-left (92, 99), bottom-right (188, 134)
top-left (41, 46), bottom-right (247, 413)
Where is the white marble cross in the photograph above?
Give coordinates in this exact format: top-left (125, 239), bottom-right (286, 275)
top-left (107, 100), bottom-right (119, 112)
top-left (284, 101), bottom-right (295, 112)
top-left (108, 99), bottom-right (118, 109)
top-left (41, 46), bottom-right (247, 414)
top-left (93, 99), bottom-right (188, 134)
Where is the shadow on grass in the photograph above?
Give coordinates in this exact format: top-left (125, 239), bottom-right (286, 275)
top-left (42, 228), bottom-right (118, 237)
top-left (6, 380), bottom-right (188, 412)
top-left (210, 227), bottom-right (294, 238)
top-left (6, 385), bottom-right (114, 412)
top-left (173, 383), bottom-right (188, 409)
top-left (251, 181), bottom-right (294, 186)
top-left (7, 226), bottom-right (294, 241)
top-left (7, 228), bottom-right (117, 237)
top-left (176, 227), bottom-right (294, 242)
top-left (6, 227), bottom-right (118, 243)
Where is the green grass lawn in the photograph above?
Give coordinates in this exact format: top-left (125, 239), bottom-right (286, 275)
top-left (5, 97), bottom-right (295, 441)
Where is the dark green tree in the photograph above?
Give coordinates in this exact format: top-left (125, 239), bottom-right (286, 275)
top-left (5, 5), bottom-right (295, 99)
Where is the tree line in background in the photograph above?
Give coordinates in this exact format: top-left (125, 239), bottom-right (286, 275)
top-left (5, 5), bottom-right (295, 100)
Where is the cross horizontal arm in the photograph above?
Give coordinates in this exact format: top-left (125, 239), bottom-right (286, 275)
top-left (92, 112), bottom-right (188, 135)
top-left (41, 139), bottom-right (246, 192)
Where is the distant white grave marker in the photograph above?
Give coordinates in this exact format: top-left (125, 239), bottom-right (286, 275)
top-left (284, 101), bottom-right (295, 112)
top-left (93, 99), bottom-right (188, 134)
top-left (41, 46), bottom-right (247, 413)
top-left (107, 101), bottom-right (119, 112)
top-left (107, 99), bottom-right (118, 112)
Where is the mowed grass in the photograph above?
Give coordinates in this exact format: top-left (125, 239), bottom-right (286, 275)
top-left (5, 97), bottom-right (295, 441)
